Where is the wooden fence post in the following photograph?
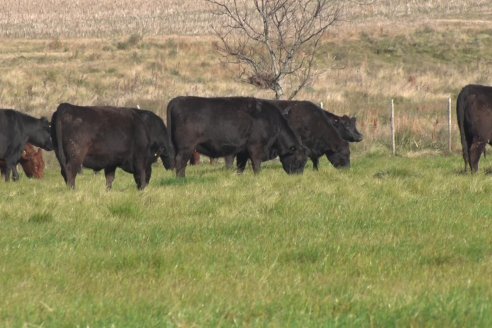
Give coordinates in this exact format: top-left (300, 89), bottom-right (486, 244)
top-left (448, 96), bottom-right (452, 153)
top-left (391, 99), bottom-right (395, 155)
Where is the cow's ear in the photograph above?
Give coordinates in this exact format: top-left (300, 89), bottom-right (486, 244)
top-left (255, 101), bottom-right (263, 113)
top-left (281, 107), bottom-right (291, 118)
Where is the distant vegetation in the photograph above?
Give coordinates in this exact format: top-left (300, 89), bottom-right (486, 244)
top-left (0, 15), bottom-right (491, 154)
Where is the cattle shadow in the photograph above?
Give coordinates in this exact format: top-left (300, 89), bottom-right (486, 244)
top-left (156, 175), bottom-right (218, 187)
top-left (373, 167), bottom-right (420, 179)
top-left (454, 168), bottom-right (469, 176)
top-left (452, 168), bottom-right (492, 176)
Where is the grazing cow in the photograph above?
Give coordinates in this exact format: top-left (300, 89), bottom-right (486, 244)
top-left (167, 96), bottom-right (307, 177)
top-left (50, 103), bottom-right (174, 190)
top-left (221, 100), bottom-right (351, 170)
top-left (20, 144), bottom-right (45, 179)
top-left (0, 109), bottom-right (53, 182)
top-left (193, 99), bottom-right (361, 168)
top-left (322, 111), bottom-right (363, 143)
top-left (456, 84), bottom-right (492, 172)
top-left (136, 109), bottom-right (175, 171)
top-left (272, 100), bottom-right (350, 170)
top-left (271, 100), bottom-right (363, 143)
top-left (1, 144), bottom-right (46, 181)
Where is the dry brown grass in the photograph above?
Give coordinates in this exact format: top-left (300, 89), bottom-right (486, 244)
top-left (0, 0), bottom-right (489, 38)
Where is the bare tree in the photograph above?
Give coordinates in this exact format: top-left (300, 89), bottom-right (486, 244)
top-left (206, 0), bottom-right (344, 99)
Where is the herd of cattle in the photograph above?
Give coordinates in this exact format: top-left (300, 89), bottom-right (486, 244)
top-left (0, 83), bottom-right (490, 189)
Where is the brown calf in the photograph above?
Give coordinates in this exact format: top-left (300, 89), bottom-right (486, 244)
top-left (0, 144), bottom-right (45, 179)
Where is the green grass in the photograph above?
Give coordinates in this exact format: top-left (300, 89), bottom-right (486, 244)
top-left (1, 153), bottom-right (492, 326)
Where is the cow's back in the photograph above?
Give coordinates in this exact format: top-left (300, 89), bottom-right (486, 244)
top-left (52, 103), bottom-right (150, 171)
top-left (168, 96), bottom-right (255, 156)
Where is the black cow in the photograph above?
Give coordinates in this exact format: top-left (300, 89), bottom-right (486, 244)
top-left (271, 100), bottom-right (363, 143)
top-left (136, 109), bottom-right (175, 171)
top-left (0, 109), bottom-right (53, 182)
top-left (274, 100), bottom-right (350, 170)
top-left (200, 99), bottom-right (361, 169)
top-left (167, 96), bottom-right (307, 177)
top-left (224, 100), bottom-right (351, 170)
top-left (51, 103), bottom-right (174, 190)
top-left (456, 84), bottom-right (492, 172)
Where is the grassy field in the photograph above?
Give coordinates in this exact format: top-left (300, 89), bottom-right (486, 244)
top-left (2, 154), bottom-right (492, 326)
top-left (2, 1), bottom-right (492, 326)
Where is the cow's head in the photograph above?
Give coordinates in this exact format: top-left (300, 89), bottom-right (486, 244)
top-left (20, 146), bottom-right (45, 179)
top-left (159, 144), bottom-right (175, 170)
top-left (260, 99), bottom-right (308, 174)
top-left (325, 141), bottom-right (350, 169)
top-left (29, 117), bottom-right (54, 151)
top-left (279, 144), bottom-right (308, 175)
top-left (332, 115), bottom-right (363, 142)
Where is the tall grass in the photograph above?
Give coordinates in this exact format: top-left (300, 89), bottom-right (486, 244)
top-left (1, 154), bottom-right (492, 326)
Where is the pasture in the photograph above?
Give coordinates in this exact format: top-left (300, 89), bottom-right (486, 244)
top-left (1, 0), bottom-right (492, 326)
top-left (2, 154), bottom-right (492, 326)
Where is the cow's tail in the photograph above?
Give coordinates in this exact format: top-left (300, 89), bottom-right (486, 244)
top-left (456, 87), bottom-right (469, 172)
top-left (51, 105), bottom-right (68, 172)
top-left (166, 98), bottom-right (176, 168)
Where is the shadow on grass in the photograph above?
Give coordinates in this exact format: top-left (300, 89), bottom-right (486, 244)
top-left (28, 211), bottom-right (53, 224)
top-left (454, 168), bottom-right (473, 176)
top-left (156, 175), bottom-right (218, 187)
top-left (373, 167), bottom-right (420, 179)
top-left (454, 168), bottom-right (492, 176)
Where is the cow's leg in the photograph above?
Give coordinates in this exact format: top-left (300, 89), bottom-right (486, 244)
top-left (145, 164), bottom-right (152, 184)
top-left (464, 133), bottom-right (473, 172)
top-left (312, 157), bottom-right (320, 170)
top-left (236, 152), bottom-right (248, 174)
top-left (104, 167), bottom-right (116, 190)
top-left (247, 146), bottom-right (264, 174)
top-left (189, 151), bottom-right (200, 165)
top-left (12, 165), bottom-right (19, 181)
top-left (251, 157), bottom-right (262, 174)
top-left (1, 165), bottom-right (7, 182)
top-left (175, 149), bottom-right (193, 178)
top-left (3, 158), bottom-right (19, 182)
top-left (224, 155), bottom-right (234, 169)
top-left (64, 161), bottom-right (80, 189)
top-left (3, 165), bottom-right (11, 182)
top-left (60, 168), bottom-right (68, 183)
top-left (469, 141), bottom-right (486, 173)
top-left (133, 166), bottom-right (147, 190)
